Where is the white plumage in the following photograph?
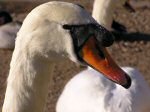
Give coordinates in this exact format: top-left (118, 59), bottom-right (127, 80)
top-left (92, 0), bottom-right (126, 30)
top-left (2, 1), bottom-right (133, 112)
top-left (56, 67), bottom-right (150, 112)
top-left (57, 1), bottom-right (150, 112)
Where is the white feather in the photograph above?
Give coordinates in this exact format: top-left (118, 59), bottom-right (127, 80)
top-left (56, 67), bottom-right (150, 112)
top-left (92, 0), bottom-right (126, 30)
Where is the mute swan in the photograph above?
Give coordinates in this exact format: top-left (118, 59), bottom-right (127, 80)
top-left (0, 11), bottom-right (21, 49)
top-left (56, 67), bottom-right (150, 112)
top-left (92, 0), bottom-right (132, 32)
top-left (2, 1), bottom-right (131, 112)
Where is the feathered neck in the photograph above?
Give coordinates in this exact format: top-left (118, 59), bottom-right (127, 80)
top-left (2, 41), bottom-right (58, 112)
top-left (2, 18), bottom-right (72, 112)
top-left (92, 0), bottom-right (115, 30)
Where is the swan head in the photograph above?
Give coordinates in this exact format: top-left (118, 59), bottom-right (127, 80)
top-left (0, 11), bottom-right (12, 25)
top-left (17, 1), bottom-right (131, 88)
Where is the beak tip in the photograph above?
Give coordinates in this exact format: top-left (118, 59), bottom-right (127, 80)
top-left (122, 74), bottom-right (132, 89)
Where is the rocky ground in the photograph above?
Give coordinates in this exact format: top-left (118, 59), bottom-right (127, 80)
top-left (0, 0), bottom-right (150, 112)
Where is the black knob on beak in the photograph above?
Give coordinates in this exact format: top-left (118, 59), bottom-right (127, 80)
top-left (101, 32), bottom-right (115, 47)
top-left (96, 29), bottom-right (115, 47)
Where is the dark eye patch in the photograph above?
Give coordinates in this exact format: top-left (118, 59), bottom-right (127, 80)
top-left (63, 24), bottom-right (94, 50)
top-left (62, 23), bottom-right (113, 62)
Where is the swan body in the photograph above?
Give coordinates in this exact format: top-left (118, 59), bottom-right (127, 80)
top-left (0, 21), bottom-right (21, 49)
top-left (56, 67), bottom-right (150, 112)
top-left (92, 0), bottom-right (126, 30)
top-left (56, 1), bottom-right (150, 112)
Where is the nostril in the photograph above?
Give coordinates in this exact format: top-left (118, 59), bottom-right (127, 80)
top-left (122, 74), bottom-right (132, 89)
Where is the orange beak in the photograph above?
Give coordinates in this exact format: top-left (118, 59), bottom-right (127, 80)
top-left (81, 37), bottom-right (131, 88)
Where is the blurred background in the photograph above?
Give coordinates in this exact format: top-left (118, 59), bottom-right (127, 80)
top-left (0, 0), bottom-right (150, 112)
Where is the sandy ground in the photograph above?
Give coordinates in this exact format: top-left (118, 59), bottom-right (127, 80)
top-left (0, 0), bottom-right (150, 112)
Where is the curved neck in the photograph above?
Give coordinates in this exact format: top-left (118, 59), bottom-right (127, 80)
top-left (2, 50), bottom-right (55, 112)
top-left (2, 19), bottom-right (72, 112)
top-left (92, 0), bottom-right (115, 30)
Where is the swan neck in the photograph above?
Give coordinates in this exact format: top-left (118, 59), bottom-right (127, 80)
top-left (92, 0), bottom-right (115, 30)
top-left (3, 52), bottom-right (55, 112)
